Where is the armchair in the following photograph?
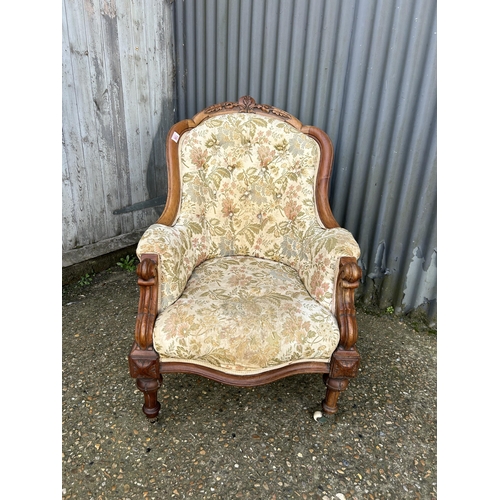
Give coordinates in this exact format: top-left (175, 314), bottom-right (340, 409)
top-left (128, 96), bottom-right (362, 420)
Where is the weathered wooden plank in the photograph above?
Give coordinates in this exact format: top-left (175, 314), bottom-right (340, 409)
top-left (156, 0), bottom-right (175, 196)
top-left (135, 0), bottom-right (164, 227)
top-left (62, 134), bottom-right (78, 250)
top-left (113, 0), bottom-right (157, 230)
top-left (72, 0), bottom-right (118, 244)
top-left (144, 0), bottom-right (170, 202)
top-left (66, 0), bottom-right (107, 243)
top-left (156, 0), bottom-right (175, 198)
top-left (99, 0), bottom-right (135, 236)
top-left (76, 0), bottom-right (124, 241)
top-left (62, 0), bottom-right (94, 250)
top-left (62, 229), bottom-right (146, 267)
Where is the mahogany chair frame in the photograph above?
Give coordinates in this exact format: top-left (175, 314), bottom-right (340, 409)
top-left (128, 96), bottom-right (362, 420)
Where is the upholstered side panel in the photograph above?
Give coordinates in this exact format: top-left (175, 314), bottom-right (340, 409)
top-left (137, 223), bottom-right (210, 311)
top-left (299, 225), bottom-right (361, 312)
top-left (176, 113), bottom-right (321, 268)
top-left (153, 256), bottom-right (340, 374)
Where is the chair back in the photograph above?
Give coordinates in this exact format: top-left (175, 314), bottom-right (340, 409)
top-left (158, 96), bottom-right (339, 268)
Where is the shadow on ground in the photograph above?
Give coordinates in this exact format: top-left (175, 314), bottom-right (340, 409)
top-left (62, 265), bottom-right (437, 500)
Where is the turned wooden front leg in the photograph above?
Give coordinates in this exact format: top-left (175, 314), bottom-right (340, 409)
top-left (136, 376), bottom-right (163, 419)
top-left (322, 349), bottom-right (360, 414)
top-left (129, 343), bottom-right (163, 419)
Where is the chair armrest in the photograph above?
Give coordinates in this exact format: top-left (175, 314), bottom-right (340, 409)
top-left (299, 225), bottom-right (360, 313)
top-left (135, 254), bottom-right (159, 350)
top-left (335, 256), bottom-right (362, 349)
top-left (136, 223), bottom-right (208, 312)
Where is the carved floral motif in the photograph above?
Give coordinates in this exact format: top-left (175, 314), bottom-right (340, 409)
top-left (203, 95), bottom-right (293, 120)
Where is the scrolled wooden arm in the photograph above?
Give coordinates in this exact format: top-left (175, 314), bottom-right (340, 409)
top-left (135, 254), bottom-right (159, 350)
top-left (335, 256), bottom-right (362, 350)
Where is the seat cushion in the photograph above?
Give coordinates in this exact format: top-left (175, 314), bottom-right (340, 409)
top-left (153, 256), bottom-right (340, 375)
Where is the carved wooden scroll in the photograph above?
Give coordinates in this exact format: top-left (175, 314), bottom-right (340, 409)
top-left (134, 254), bottom-right (159, 350)
top-left (335, 256), bottom-right (362, 350)
top-left (322, 258), bottom-right (362, 415)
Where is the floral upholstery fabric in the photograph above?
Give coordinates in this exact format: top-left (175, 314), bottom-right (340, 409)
top-left (299, 224), bottom-right (360, 312)
top-left (176, 113), bottom-right (324, 267)
top-left (137, 223), bottom-right (204, 311)
top-left (136, 111), bottom-right (361, 371)
top-left (153, 256), bottom-right (340, 374)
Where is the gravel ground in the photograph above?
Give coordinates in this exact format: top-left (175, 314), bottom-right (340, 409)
top-left (62, 265), bottom-right (437, 500)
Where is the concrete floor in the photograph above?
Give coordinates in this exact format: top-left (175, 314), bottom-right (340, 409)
top-left (62, 264), bottom-right (437, 499)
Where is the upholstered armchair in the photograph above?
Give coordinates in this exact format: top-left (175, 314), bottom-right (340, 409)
top-left (128, 96), bottom-right (362, 420)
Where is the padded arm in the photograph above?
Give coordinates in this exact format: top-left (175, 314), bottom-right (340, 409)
top-left (136, 223), bottom-right (208, 312)
top-left (299, 224), bottom-right (361, 313)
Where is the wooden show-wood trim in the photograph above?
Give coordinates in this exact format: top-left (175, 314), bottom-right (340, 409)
top-left (303, 125), bottom-right (339, 229)
top-left (159, 360), bottom-right (330, 387)
top-left (156, 120), bottom-right (190, 226)
top-left (335, 256), bottom-right (363, 350)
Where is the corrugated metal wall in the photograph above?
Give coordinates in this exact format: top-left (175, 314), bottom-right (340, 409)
top-left (62, 0), bottom-right (175, 266)
top-left (173, 0), bottom-right (437, 322)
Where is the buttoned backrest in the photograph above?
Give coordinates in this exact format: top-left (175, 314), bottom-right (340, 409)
top-left (175, 112), bottom-right (323, 269)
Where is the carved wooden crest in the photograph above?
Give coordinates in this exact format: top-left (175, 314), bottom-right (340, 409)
top-left (204, 95), bottom-right (292, 120)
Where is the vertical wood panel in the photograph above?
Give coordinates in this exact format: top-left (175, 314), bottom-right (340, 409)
top-left (62, 127), bottom-right (78, 248)
top-left (80, 0), bottom-right (122, 240)
top-left (62, 0), bottom-right (94, 248)
top-left (116, 0), bottom-right (153, 231)
top-left (100, 0), bottom-right (134, 236)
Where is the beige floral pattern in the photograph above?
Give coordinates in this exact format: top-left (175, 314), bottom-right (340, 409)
top-left (136, 112), bottom-right (361, 371)
top-left (299, 225), bottom-right (360, 312)
top-left (153, 256), bottom-right (340, 374)
top-left (176, 113), bottom-right (322, 265)
top-left (137, 223), bottom-right (209, 310)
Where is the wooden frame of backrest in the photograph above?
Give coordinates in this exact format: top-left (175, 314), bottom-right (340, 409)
top-left (156, 95), bottom-right (340, 229)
